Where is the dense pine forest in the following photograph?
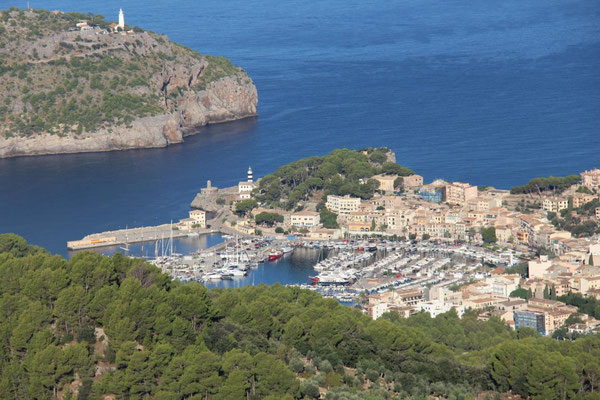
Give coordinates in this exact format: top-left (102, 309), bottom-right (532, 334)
top-left (0, 233), bottom-right (599, 399)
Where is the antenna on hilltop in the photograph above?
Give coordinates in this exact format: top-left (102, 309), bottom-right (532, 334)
top-left (27, 1), bottom-right (30, 10)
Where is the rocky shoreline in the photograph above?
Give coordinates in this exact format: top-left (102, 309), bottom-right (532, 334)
top-left (0, 76), bottom-right (258, 158)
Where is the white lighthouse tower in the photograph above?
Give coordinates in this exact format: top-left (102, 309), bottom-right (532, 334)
top-left (247, 166), bottom-right (253, 183)
top-left (118, 8), bottom-right (125, 30)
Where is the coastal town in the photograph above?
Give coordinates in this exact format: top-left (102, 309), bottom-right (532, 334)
top-left (180, 158), bottom-right (600, 338)
top-left (66, 147), bottom-right (600, 339)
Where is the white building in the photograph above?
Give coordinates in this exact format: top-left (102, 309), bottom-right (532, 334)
top-left (417, 301), bottom-right (464, 318)
top-left (528, 255), bottom-right (552, 279)
top-left (189, 209), bottom-right (206, 228)
top-left (485, 276), bottom-right (519, 297)
top-left (179, 209), bottom-right (207, 230)
top-left (365, 302), bottom-right (389, 320)
top-left (542, 197), bottom-right (569, 213)
top-left (290, 211), bottom-right (320, 227)
top-left (326, 195), bottom-right (361, 215)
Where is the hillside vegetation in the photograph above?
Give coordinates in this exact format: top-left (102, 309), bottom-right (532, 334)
top-left (0, 233), bottom-right (599, 399)
top-left (0, 8), bottom-right (248, 138)
top-left (510, 175), bottom-right (580, 195)
top-left (254, 147), bottom-right (414, 210)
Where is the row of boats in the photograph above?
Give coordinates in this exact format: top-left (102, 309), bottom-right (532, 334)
top-left (151, 237), bottom-right (298, 282)
top-left (310, 251), bottom-right (375, 286)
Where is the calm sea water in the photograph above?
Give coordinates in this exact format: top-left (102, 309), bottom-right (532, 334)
top-left (1, 0), bottom-right (599, 255)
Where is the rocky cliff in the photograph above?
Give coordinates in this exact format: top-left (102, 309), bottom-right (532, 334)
top-left (0, 8), bottom-right (258, 158)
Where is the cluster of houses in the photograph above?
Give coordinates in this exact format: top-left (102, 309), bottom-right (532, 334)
top-left (329, 169), bottom-right (600, 252)
top-left (365, 256), bottom-right (600, 336)
top-left (357, 169), bottom-right (600, 335)
top-left (209, 166), bottom-right (600, 249)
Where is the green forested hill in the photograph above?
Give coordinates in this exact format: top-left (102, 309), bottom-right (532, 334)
top-left (254, 147), bottom-right (414, 210)
top-left (0, 233), bottom-right (598, 399)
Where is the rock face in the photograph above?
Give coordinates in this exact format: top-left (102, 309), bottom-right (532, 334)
top-left (0, 76), bottom-right (257, 158)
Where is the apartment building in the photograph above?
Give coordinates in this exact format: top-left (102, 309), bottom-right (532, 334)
top-left (542, 197), bottom-right (569, 213)
top-left (402, 174), bottom-right (424, 188)
top-left (572, 192), bottom-right (597, 208)
top-left (370, 195), bottom-right (403, 210)
top-left (372, 175), bottom-right (397, 193)
top-left (582, 169), bottom-right (600, 190)
top-left (468, 196), bottom-right (503, 211)
top-left (189, 209), bottom-right (207, 228)
top-left (290, 211), bottom-right (320, 227)
top-left (445, 182), bottom-right (478, 205)
top-left (326, 195), bottom-right (361, 215)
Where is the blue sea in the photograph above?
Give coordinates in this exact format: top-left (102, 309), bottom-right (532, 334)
top-left (1, 0), bottom-right (599, 255)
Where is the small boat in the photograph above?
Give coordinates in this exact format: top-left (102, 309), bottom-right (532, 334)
top-left (220, 272), bottom-right (234, 280)
top-left (187, 232), bottom-right (200, 238)
top-left (282, 246), bottom-right (294, 254)
top-left (229, 269), bottom-right (247, 277)
top-left (268, 250), bottom-right (283, 261)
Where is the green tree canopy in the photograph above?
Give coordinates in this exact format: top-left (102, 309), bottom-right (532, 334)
top-left (235, 199), bottom-right (258, 216)
top-left (255, 212), bottom-right (284, 226)
top-left (0, 234), bottom-right (599, 399)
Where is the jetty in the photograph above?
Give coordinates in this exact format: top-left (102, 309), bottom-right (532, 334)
top-left (67, 224), bottom-right (218, 250)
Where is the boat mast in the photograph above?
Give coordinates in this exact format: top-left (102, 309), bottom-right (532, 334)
top-left (161, 233), bottom-right (164, 257)
top-left (169, 220), bottom-right (173, 256)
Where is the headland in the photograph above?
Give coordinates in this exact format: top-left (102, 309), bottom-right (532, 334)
top-left (0, 7), bottom-right (258, 158)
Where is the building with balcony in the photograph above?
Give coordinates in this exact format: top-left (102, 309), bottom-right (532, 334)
top-left (542, 197), bottom-right (569, 213)
top-left (326, 195), bottom-right (361, 215)
top-left (290, 211), bottom-right (320, 227)
top-left (445, 182), bottom-right (478, 205)
top-left (582, 169), bottom-right (600, 190)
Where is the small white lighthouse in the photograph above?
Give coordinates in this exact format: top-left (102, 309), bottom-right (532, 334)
top-left (118, 8), bottom-right (125, 29)
top-left (247, 167), bottom-right (253, 183)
